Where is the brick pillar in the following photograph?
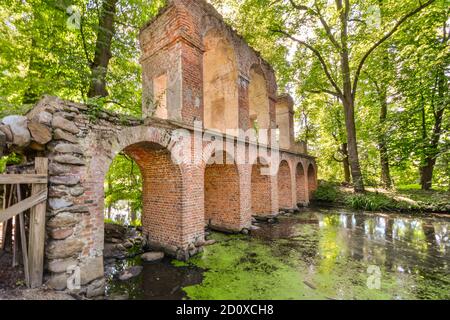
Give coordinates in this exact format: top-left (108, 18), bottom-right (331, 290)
top-left (238, 75), bottom-right (250, 131)
top-left (238, 164), bottom-right (252, 229)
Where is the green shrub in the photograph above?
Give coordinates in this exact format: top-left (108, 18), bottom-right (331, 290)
top-left (130, 219), bottom-right (142, 227)
top-left (312, 182), bottom-right (339, 202)
top-left (345, 193), bottom-right (394, 211)
top-left (104, 218), bottom-right (123, 226)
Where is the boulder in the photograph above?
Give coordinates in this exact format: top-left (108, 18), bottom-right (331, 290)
top-left (52, 116), bottom-right (80, 134)
top-left (48, 197), bottom-right (73, 210)
top-left (49, 227), bottom-right (74, 240)
top-left (0, 131), bottom-right (5, 155)
top-left (80, 256), bottom-right (103, 285)
top-left (103, 243), bottom-right (126, 260)
top-left (54, 154), bottom-right (85, 166)
top-left (204, 239), bottom-right (216, 246)
top-left (29, 141), bottom-right (45, 151)
top-left (36, 111), bottom-right (53, 126)
top-left (28, 121), bottom-right (52, 144)
top-left (70, 186), bottom-right (85, 197)
top-left (118, 266), bottom-right (143, 281)
top-left (47, 212), bottom-right (79, 228)
top-left (47, 258), bottom-right (78, 273)
top-left (55, 143), bottom-right (83, 154)
top-left (0, 125), bottom-right (13, 142)
top-left (2, 115), bottom-right (30, 147)
top-left (104, 223), bottom-right (127, 242)
top-left (86, 278), bottom-right (105, 298)
top-left (54, 128), bottom-right (78, 143)
top-left (141, 252), bottom-right (164, 262)
top-left (49, 162), bottom-right (71, 175)
top-left (46, 238), bottom-right (83, 259)
top-left (123, 241), bottom-right (133, 249)
top-left (47, 273), bottom-right (68, 291)
top-left (49, 175), bottom-right (80, 186)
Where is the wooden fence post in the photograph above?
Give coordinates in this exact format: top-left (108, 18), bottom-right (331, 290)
top-left (28, 157), bottom-right (48, 288)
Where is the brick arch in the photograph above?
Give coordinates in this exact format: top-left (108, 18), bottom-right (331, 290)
top-left (307, 163), bottom-right (317, 198)
top-left (277, 160), bottom-right (293, 209)
top-left (249, 64), bottom-right (270, 130)
top-left (296, 161), bottom-right (307, 205)
top-left (80, 126), bottom-right (190, 260)
top-left (203, 28), bottom-right (239, 133)
top-left (123, 142), bottom-right (183, 248)
top-left (251, 157), bottom-right (272, 216)
top-left (204, 150), bottom-right (241, 232)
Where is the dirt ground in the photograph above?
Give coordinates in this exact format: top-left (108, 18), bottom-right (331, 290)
top-left (0, 251), bottom-right (25, 290)
top-left (0, 251), bottom-right (74, 300)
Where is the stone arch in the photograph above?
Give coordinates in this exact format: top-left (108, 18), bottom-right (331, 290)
top-left (296, 161), bottom-right (307, 205)
top-left (248, 64), bottom-right (270, 131)
top-left (307, 163), bottom-right (317, 199)
top-left (277, 160), bottom-right (293, 209)
top-left (251, 157), bottom-right (272, 216)
top-left (204, 150), bottom-right (241, 231)
top-left (81, 126), bottom-right (187, 258)
top-left (203, 28), bottom-right (239, 133)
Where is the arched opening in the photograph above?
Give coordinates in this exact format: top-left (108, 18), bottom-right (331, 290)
top-left (251, 158), bottom-right (272, 216)
top-left (103, 141), bottom-right (183, 265)
top-left (307, 164), bottom-right (317, 199)
top-left (203, 29), bottom-right (239, 134)
top-left (296, 163), bottom-right (306, 205)
top-left (277, 160), bottom-right (292, 209)
top-left (204, 152), bottom-right (241, 231)
top-left (249, 65), bottom-right (270, 131)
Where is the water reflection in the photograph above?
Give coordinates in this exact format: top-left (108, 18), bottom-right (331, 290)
top-left (107, 209), bottom-right (450, 300)
top-left (253, 209), bottom-right (450, 299)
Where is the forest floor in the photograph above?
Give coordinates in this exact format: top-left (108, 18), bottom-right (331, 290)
top-left (313, 182), bottom-right (450, 213)
top-left (0, 251), bottom-right (74, 300)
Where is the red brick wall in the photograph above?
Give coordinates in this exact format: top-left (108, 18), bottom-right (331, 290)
top-left (296, 163), bottom-right (306, 204)
top-left (251, 162), bottom-right (272, 215)
top-left (277, 160), bottom-right (292, 209)
top-left (307, 164), bottom-right (317, 199)
top-left (204, 162), bottom-right (241, 231)
top-left (125, 143), bottom-right (184, 248)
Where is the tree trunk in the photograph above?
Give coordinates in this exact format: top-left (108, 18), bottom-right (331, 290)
top-left (376, 0), bottom-right (393, 190)
top-left (87, 0), bottom-right (118, 98)
top-left (23, 38), bottom-right (40, 104)
top-left (338, 0), bottom-right (365, 193)
top-left (343, 97), bottom-right (365, 192)
top-left (420, 72), bottom-right (446, 191)
top-left (378, 91), bottom-right (392, 189)
top-left (342, 143), bottom-right (351, 184)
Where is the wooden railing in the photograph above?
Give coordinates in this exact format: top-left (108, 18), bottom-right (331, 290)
top-left (0, 157), bottom-right (48, 288)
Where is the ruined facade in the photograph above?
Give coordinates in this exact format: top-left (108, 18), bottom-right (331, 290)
top-left (0, 0), bottom-right (317, 297)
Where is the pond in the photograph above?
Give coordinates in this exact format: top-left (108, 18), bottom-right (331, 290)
top-left (105, 208), bottom-right (450, 300)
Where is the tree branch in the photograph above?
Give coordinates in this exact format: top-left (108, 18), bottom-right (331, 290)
top-left (289, 0), bottom-right (341, 50)
top-left (272, 29), bottom-right (343, 98)
top-left (305, 89), bottom-right (342, 99)
top-left (352, 0), bottom-right (437, 98)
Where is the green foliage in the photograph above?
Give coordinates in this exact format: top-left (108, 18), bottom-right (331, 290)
top-left (0, 0), bottom-right (165, 116)
top-left (312, 182), bottom-right (339, 202)
top-left (104, 218), bottom-right (123, 226)
top-left (0, 153), bottom-right (22, 173)
top-left (214, 0), bottom-right (449, 190)
top-left (130, 219), bottom-right (142, 228)
top-left (104, 153), bottom-right (142, 224)
top-left (345, 193), bottom-right (396, 211)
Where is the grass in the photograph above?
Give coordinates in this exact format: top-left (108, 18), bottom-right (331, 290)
top-left (312, 182), bottom-right (450, 213)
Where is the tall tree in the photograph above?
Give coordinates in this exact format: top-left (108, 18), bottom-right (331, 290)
top-left (87, 0), bottom-right (118, 98)
top-left (272, 0), bottom-right (437, 193)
